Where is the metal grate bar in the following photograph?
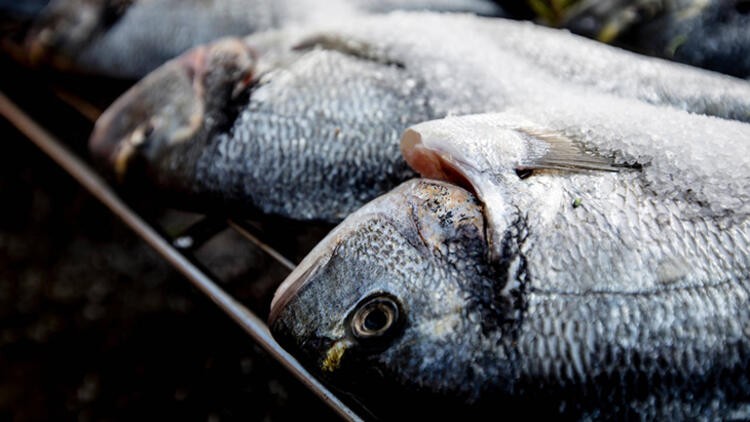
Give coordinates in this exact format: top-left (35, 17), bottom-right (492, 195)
top-left (51, 86), bottom-right (104, 123)
top-left (227, 219), bottom-right (297, 272)
top-left (47, 87), bottom-right (302, 276)
top-left (172, 216), bottom-right (229, 251)
top-left (0, 91), bottom-right (363, 422)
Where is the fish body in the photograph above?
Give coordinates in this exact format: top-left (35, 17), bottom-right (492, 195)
top-left (556, 0), bottom-right (750, 79)
top-left (269, 95), bottom-right (750, 419)
top-left (23, 0), bottom-right (504, 78)
top-left (90, 12), bottom-right (750, 222)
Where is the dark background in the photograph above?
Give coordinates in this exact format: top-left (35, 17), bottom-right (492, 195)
top-left (0, 55), bottom-right (339, 421)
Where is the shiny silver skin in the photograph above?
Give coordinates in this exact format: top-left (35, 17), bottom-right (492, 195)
top-left (269, 96), bottom-right (750, 419)
top-left (90, 12), bottom-right (750, 222)
top-left (23, 0), bottom-right (504, 78)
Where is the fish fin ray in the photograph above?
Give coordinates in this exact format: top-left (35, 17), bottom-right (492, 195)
top-left (517, 128), bottom-right (624, 173)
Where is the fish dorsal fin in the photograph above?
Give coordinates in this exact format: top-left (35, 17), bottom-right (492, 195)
top-left (292, 34), bottom-right (405, 68)
top-left (515, 128), bottom-right (625, 173)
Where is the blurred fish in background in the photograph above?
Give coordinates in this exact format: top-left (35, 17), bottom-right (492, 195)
top-left (6, 0), bottom-right (505, 79)
top-left (524, 0), bottom-right (750, 79)
top-left (87, 12), bottom-right (750, 224)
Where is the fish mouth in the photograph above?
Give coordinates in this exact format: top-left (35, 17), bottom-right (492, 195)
top-left (88, 38), bottom-right (256, 181)
top-left (88, 45), bottom-right (208, 179)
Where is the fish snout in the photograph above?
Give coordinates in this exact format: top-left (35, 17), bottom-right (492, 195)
top-left (88, 38), bottom-right (257, 182)
top-left (25, 0), bottom-right (102, 67)
top-left (88, 56), bottom-right (202, 181)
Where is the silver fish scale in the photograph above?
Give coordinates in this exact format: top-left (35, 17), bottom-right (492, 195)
top-left (315, 13), bottom-right (750, 122)
top-left (488, 167), bottom-right (750, 417)
top-left (517, 276), bottom-right (750, 419)
top-left (524, 170), bottom-right (748, 294)
top-left (467, 16), bottom-right (750, 121)
top-left (195, 50), bottom-right (432, 221)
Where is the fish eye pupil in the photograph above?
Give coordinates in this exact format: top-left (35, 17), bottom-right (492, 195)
top-left (736, 0), bottom-right (750, 14)
top-left (349, 294), bottom-right (403, 341)
top-left (363, 307), bottom-right (388, 332)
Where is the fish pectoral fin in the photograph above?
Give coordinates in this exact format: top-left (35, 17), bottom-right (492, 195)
top-left (516, 128), bottom-right (626, 173)
top-left (292, 33), bottom-right (404, 68)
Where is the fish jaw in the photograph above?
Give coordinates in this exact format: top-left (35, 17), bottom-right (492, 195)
top-left (88, 37), bottom-right (255, 184)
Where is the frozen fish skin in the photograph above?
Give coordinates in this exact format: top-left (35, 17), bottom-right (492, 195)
top-left (23, 0), bottom-right (504, 78)
top-left (269, 96), bottom-right (750, 419)
top-left (90, 12), bottom-right (750, 221)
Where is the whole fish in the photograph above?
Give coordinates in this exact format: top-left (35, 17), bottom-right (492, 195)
top-left (90, 12), bottom-right (750, 222)
top-left (269, 95), bottom-right (750, 419)
top-left (550, 0), bottom-right (750, 79)
top-left (22, 0), bottom-right (504, 78)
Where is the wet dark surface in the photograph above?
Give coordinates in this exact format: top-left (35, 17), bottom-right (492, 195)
top-left (0, 117), bottom-right (339, 422)
top-left (0, 49), bottom-right (340, 421)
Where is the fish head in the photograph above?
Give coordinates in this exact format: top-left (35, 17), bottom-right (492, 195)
top-left (25, 0), bottom-right (119, 67)
top-left (269, 179), bottom-right (518, 414)
top-left (88, 37), bottom-right (255, 187)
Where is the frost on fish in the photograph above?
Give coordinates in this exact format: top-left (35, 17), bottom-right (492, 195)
top-left (403, 94), bottom-right (750, 290)
top-left (22, 0), bottom-right (505, 78)
top-left (269, 96), bottom-right (750, 419)
top-left (91, 12), bottom-right (750, 222)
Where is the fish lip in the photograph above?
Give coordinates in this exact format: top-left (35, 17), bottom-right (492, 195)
top-left (88, 89), bottom-right (140, 179)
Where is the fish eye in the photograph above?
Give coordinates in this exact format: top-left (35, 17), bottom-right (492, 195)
top-left (349, 293), bottom-right (403, 342)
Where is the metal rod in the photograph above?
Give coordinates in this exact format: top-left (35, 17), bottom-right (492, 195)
top-left (0, 91), bottom-right (362, 422)
top-left (51, 87), bottom-right (302, 278)
top-left (51, 86), bottom-right (103, 122)
top-left (227, 219), bottom-right (297, 272)
top-left (172, 216), bottom-right (229, 251)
